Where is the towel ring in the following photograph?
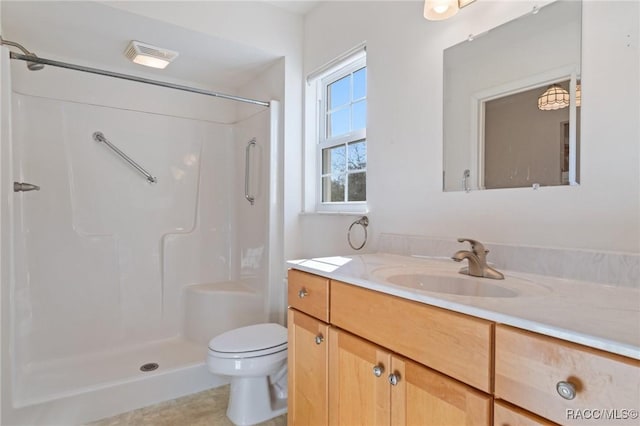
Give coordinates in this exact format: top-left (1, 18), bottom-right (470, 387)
top-left (348, 216), bottom-right (369, 250)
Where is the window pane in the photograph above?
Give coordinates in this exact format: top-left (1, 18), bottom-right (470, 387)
top-left (318, 62), bottom-right (367, 207)
top-left (322, 175), bottom-right (345, 202)
top-left (353, 67), bottom-right (366, 100)
top-left (328, 75), bottom-right (350, 110)
top-left (328, 108), bottom-right (350, 138)
top-left (348, 172), bottom-right (366, 201)
top-left (348, 140), bottom-right (366, 171)
top-left (352, 101), bottom-right (366, 131)
top-left (322, 145), bottom-right (346, 175)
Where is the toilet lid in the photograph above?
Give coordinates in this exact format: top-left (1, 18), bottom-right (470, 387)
top-left (208, 323), bottom-right (287, 357)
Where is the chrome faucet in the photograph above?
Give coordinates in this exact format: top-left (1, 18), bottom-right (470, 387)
top-left (452, 238), bottom-right (504, 280)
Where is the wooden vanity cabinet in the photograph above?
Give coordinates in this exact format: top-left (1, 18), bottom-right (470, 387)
top-left (288, 269), bottom-right (640, 426)
top-left (288, 270), bottom-right (493, 426)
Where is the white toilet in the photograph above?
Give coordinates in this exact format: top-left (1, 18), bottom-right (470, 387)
top-left (207, 323), bottom-right (288, 426)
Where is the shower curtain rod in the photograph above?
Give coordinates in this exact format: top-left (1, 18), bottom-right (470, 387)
top-left (9, 52), bottom-right (270, 107)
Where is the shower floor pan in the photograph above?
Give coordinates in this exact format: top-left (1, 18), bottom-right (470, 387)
top-left (10, 337), bottom-right (222, 425)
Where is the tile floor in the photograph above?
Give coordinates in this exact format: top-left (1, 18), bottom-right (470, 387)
top-left (88, 385), bottom-right (287, 426)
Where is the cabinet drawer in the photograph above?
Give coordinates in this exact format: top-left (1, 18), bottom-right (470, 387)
top-left (287, 269), bottom-right (329, 322)
top-left (331, 280), bottom-right (493, 392)
top-left (495, 325), bottom-right (640, 425)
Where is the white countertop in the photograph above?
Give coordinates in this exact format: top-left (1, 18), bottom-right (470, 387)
top-left (288, 253), bottom-right (640, 360)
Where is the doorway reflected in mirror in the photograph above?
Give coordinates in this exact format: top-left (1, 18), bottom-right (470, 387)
top-left (483, 79), bottom-right (581, 189)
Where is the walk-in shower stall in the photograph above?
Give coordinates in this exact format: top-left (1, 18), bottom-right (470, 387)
top-left (0, 3), bottom-right (284, 424)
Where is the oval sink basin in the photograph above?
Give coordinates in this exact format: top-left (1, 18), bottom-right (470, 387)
top-left (386, 273), bottom-right (518, 298)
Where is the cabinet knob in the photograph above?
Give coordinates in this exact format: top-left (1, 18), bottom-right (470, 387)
top-left (373, 365), bottom-right (384, 377)
top-left (556, 381), bottom-right (577, 400)
top-left (315, 334), bottom-right (324, 345)
top-left (388, 373), bottom-right (400, 386)
top-left (298, 288), bottom-right (308, 298)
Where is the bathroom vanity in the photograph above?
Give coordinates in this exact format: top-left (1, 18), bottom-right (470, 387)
top-left (286, 254), bottom-right (640, 426)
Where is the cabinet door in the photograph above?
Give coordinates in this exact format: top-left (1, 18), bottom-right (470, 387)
top-left (391, 356), bottom-right (492, 426)
top-left (494, 400), bottom-right (559, 426)
top-left (329, 328), bottom-right (391, 426)
top-left (288, 309), bottom-right (329, 426)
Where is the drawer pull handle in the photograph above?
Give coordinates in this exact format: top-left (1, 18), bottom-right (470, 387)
top-left (315, 334), bottom-right (324, 345)
top-left (373, 365), bottom-right (384, 377)
top-left (298, 288), bottom-right (308, 298)
top-left (556, 381), bottom-right (577, 400)
top-left (388, 373), bottom-right (400, 386)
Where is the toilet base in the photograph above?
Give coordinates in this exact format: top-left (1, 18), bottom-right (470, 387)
top-left (226, 376), bottom-right (287, 426)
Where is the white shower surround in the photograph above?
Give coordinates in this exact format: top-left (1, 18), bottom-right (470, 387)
top-left (1, 55), bottom-right (282, 424)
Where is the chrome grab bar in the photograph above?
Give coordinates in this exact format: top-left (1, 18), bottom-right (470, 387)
top-left (93, 131), bottom-right (157, 184)
top-left (244, 138), bottom-right (256, 205)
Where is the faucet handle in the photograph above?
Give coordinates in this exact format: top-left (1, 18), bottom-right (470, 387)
top-left (457, 238), bottom-right (487, 256)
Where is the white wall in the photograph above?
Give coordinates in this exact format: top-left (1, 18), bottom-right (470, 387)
top-left (300, 0), bottom-right (640, 255)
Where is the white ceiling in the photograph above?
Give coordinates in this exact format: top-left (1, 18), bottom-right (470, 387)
top-left (265, 0), bottom-right (321, 15)
top-left (1, 1), bottom-right (287, 90)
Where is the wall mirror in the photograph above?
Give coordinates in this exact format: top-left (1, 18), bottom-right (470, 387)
top-left (443, 0), bottom-right (582, 192)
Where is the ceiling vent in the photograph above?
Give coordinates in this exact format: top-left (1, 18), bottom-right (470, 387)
top-left (124, 40), bottom-right (179, 69)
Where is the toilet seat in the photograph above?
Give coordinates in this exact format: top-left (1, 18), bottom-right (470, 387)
top-left (208, 323), bottom-right (287, 359)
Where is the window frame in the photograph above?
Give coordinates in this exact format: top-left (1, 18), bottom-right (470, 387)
top-left (315, 55), bottom-right (367, 212)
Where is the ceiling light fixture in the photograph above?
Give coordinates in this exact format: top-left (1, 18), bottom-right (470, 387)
top-left (537, 84), bottom-right (570, 111)
top-left (424, 0), bottom-right (477, 21)
top-left (458, 0), bottom-right (477, 8)
top-left (124, 40), bottom-right (179, 69)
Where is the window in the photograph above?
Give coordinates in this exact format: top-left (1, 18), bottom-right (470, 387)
top-left (316, 54), bottom-right (367, 210)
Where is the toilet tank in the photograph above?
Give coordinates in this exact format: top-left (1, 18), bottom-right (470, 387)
top-left (183, 281), bottom-right (266, 345)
